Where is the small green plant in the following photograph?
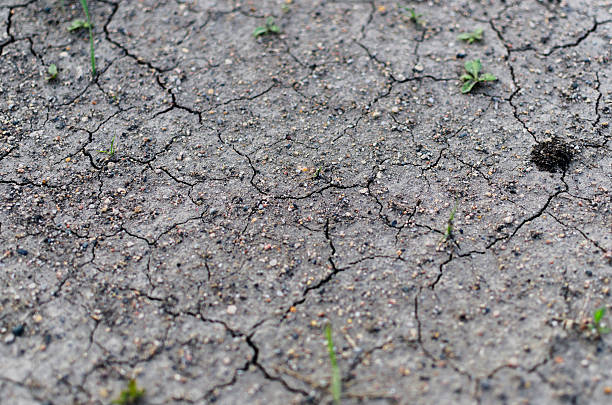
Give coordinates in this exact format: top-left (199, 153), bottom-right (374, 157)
top-left (67, 18), bottom-right (92, 32)
top-left (460, 59), bottom-right (497, 93)
top-left (69, 0), bottom-right (96, 76)
top-left (47, 64), bottom-right (58, 80)
top-left (591, 307), bottom-right (611, 336)
top-left (99, 134), bottom-right (117, 157)
top-left (442, 202), bottom-right (458, 242)
top-left (253, 17), bottom-right (281, 38)
top-left (324, 324), bottom-right (341, 405)
top-left (403, 7), bottom-right (424, 26)
top-left (112, 379), bottom-right (145, 405)
top-left (458, 27), bottom-right (483, 44)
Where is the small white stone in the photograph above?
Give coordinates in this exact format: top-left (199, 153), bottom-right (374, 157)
top-left (227, 305), bottom-right (237, 315)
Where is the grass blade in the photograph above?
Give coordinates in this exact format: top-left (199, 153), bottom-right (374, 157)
top-left (79, 0), bottom-right (96, 76)
top-left (325, 324), bottom-right (341, 405)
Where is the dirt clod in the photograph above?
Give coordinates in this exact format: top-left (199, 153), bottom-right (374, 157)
top-left (530, 137), bottom-right (574, 173)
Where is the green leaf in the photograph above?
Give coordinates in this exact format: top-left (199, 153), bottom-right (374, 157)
top-left (253, 26), bottom-right (267, 37)
top-left (68, 19), bottom-right (90, 31)
top-left (112, 379), bottom-right (144, 405)
top-left (464, 59), bottom-right (481, 78)
top-left (268, 24), bottom-right (280, 33)
top-left (594, 307), bottom-right (606, 324)
top-left (460, 73), bottom-right (473, 82)
top-left (458, 28), bottom-right (483, 44)
top-left (479, 73), bottom-right (497, 82)
top-left (47, 64), bottom-right (58, 79)
top-left (461, 80), bottom-right (477, 94)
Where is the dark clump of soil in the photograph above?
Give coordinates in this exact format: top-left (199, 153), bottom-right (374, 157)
top-left (530, 137), bottom-right (574, 173)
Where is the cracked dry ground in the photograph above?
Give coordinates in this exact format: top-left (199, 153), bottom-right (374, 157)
top-left (0, 0), bottom-right (611, 404)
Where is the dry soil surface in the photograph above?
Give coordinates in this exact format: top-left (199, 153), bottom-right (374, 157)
top-left (1, 1), bottom-right (611, 404)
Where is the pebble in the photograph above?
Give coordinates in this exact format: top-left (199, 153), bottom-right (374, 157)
top-left (503, 216), bottom-right (514, 224)
top-left (227, 305), bottom-right (237, 315)
top-left (413, 64), bottom-right (424, 72)
top-left (4, 333), bottom-right (15, 344)
top-left (12, 324), bottom-right (25, 336)
top-left (16, 248), bottom-right (28, 256)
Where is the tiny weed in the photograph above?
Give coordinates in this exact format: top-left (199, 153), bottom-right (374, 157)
top-left (313, 166), bottom-right (323, 179)
top-left (460, 59), bottom-right (497, 93)
top-left (253, 17), bottom-right (281, 38)
top-left (112, 379), bottom-right (145, 405)
top-left (591, 307), bottom-right (611, 336)
top-left (457, 27), bottom-right (483, 44)
top-left (99, 134), bottom-right (117, 157)
top-left (325, 324), bottom-right (341, 405)
top-left (70, 0), bottom-right (96, 76)
top-left (442, 202), bottom-right (458, 242)
top-left (47, 64), bottom-right (58, 80)
top-left (402, 7), bottom-right (424, 26)
top-left (67, 18), bottom-right (92, 32)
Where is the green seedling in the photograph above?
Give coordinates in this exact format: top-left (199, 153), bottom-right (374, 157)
top-left (47, 64), bottom-right (58, 80)
top-left (325, 324), bottom-right (341, 405)
top-left (67, 18), bottom-right (92, 32)
top-left (458, 27), bottom-right (483, 44)
top-left (591, 307), bottom-right (611, 336)
top-left (442, 202), bottom-right (458, 242)
top-left (69, 0), bottom-right (96, 76)
top-left (253, 17), bottom-right (281, 38)
top-left (99, 134), bottom-right (117, 157)
top-left (403, 7), bottom-right (424, 26)
top-left (112, 379), bottom-right (145, 405)
top-left (460, 59), bottom-right (497, 93)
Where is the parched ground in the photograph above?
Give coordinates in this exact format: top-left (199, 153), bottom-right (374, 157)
top-left (1, 0), bottom-right (611, 404)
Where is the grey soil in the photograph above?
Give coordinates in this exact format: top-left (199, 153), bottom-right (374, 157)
top-left (1, 1), bottom-right (611, 404)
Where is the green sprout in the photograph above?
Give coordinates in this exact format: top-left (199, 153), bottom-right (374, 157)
top-left (99, 134), bottom-right (117, 157)
top-left (442, 202), bottom-right (458, 242)
top-left (112, 379), bottom-right (145, 405)
top-left (591, 307), bottom-right (611, 336)
top-left (325, 324), bottom-right (341, 405)
top-left (67, 18), bottom-right (92, 32)
top-left (402, 7), bottom-right (424, 26)
top-left (457, 27), bottom-right (483, 44)
top-left (460, 59), bottom-right (497, 94)
top-left (253, 17), bottom-right (281, 38)
top-left (69, 0), bottom-right (96, 76)
top-left (47, 64), bottom-right (58, 81)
